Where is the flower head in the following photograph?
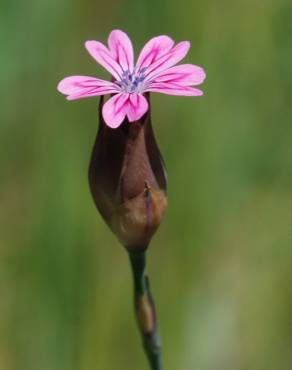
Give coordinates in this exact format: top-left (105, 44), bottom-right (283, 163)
top-left (57, 30), bottom-right (206, 128)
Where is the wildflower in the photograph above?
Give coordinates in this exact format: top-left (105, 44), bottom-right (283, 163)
top-left (58, 31), bottom-right (206, 369)
top-left (57, 30), bottom-right (206, 128)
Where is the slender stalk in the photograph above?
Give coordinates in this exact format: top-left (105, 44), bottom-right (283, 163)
top-left (129, 251), bottom-right (164, 370)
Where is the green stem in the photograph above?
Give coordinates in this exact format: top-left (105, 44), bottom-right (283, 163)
top-left (129, 251), bottom-right (164, 370)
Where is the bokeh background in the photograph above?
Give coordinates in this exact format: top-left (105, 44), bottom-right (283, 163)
top-left (1, 0), bottom-right (292, 369)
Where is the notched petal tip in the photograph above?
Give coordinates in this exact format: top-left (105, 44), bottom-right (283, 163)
top-left (84, 40), bottom-right (124, 80)
top-left (195, 89), bottom-right (204, 96)
top-left (196, 66), bottom-right (207, 84)
top-left (176, 40), bottom-right (191, 58)
top-left (182, 40), bottom-right (191, 49)
top-left (84, 40), bottom-right (97, 57)
top-left (101, 94), bottom-right (127, 129)
top-left (57, 77), bottom-right (70, 94)
top-left (127, 94), bottom-right (149, 123)
top-left (84, 40), bottom-right (95, 49)
top-left (101, 93), bottom-right (150, 129)
top-left (108, 29), bottom-right (131, 39)
top-left (108, 29), bottom-right (134, 72)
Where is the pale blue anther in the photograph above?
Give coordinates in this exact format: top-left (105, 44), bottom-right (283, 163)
top-left (116, 69), bottom-right (147, 93)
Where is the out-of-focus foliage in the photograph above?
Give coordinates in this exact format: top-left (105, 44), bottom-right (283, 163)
top-left (1, 1), bottom-right (292, 369)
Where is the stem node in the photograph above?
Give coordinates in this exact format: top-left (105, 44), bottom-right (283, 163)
top-left (129, 251), bottom-right (164, 370)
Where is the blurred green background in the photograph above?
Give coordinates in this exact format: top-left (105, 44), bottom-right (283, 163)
top-left (1, 0), bottom-right (292, 369)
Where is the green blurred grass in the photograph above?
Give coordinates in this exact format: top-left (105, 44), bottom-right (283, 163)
top-left (1, 0), bottom-right (292, 369)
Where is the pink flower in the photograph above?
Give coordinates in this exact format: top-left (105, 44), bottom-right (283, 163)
top-left (57, 30), bottom-right (206, 129)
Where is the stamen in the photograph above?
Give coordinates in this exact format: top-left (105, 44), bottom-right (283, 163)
top-left (116, 68), bottom-right (147, 93)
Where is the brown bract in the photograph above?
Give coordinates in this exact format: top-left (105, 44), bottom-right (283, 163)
top-left (89, 94), bottom-right (167, 251)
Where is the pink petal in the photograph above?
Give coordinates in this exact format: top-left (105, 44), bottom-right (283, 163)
top-left (146, 82), bottom-right (203, 96)
top-left (102, 93), bottom-right (129, 128)
top-left (126, 94), bottom-right (149, 122)
top-left (85, 41), bottom-right (124, 80)
top-left (66, 88), bottom-right (120, 101)
top-left (57, 76), bottom-right (120, 100)
top-left (108, 29), bottom-right (134, 72)
top-left (136, 35), bottom-right (174, 71)
top-left (145, 41), bottom-right (191, 81)
top-left (152, 64), bottom-right (206, 86)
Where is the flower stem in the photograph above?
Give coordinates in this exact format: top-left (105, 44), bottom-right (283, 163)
top-left (129, 251), bottom-right (164, 370)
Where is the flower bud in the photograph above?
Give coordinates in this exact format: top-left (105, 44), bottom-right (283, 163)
top-left (89, 95), bottom-right (167, 251)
